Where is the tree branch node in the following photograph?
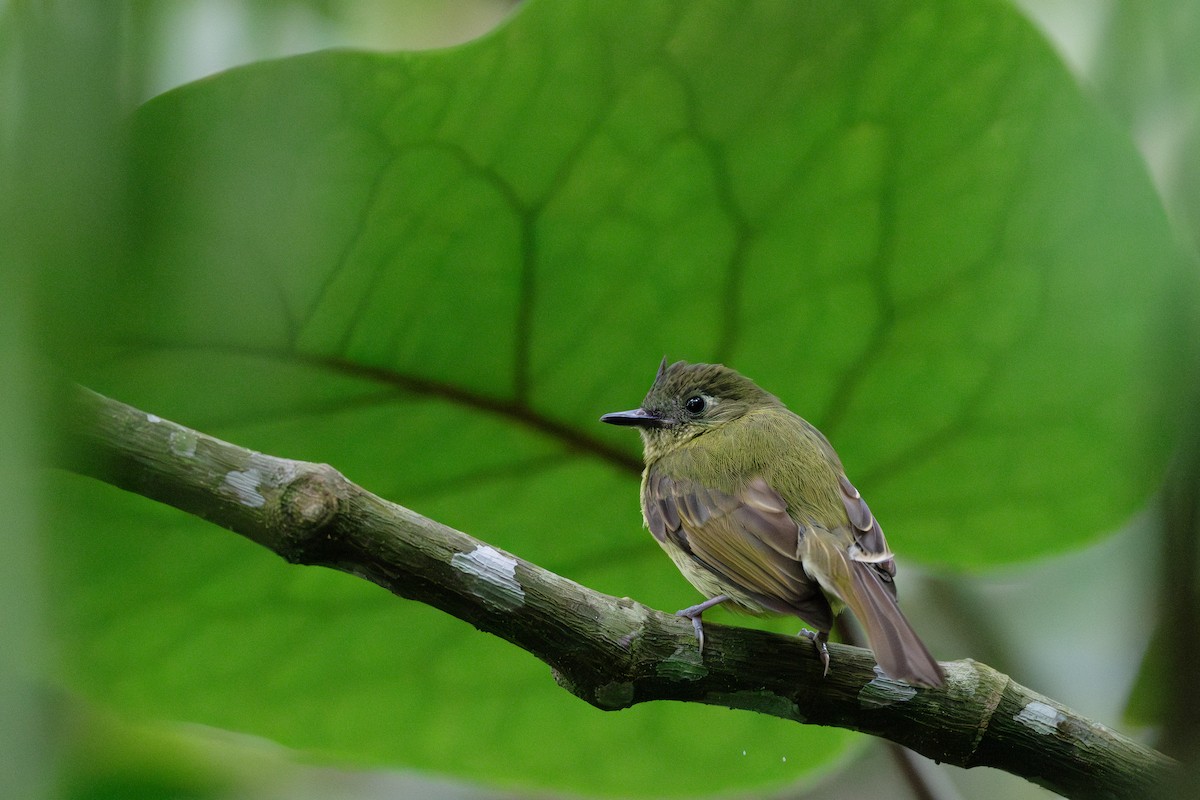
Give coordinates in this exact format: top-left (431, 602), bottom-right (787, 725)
top-left (965, 658), bottom-right (1008, 766)
top-left (276, 465), bottom-right (346, 562)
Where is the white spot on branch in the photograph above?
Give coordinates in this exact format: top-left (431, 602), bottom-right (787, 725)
top-left (452, 545), bottom-right (525, 610)
top-left (956, 662), bottom-right (980, 696)
top-left (1015, 700), bottom-right (1063, 735)
top-left (168, 429), bottom-right (197, 458)
top-left (858, 666), bottom-right (918, 708)
top-left (223, 468), bottom-right (266, 507)
top-left (221, 455), bottom-right (298, 508)
top-left (146, 413), bottom-right (162, 423)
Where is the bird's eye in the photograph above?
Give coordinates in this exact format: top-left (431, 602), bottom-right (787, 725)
top-left (684, 395), bottom-right (706, 414)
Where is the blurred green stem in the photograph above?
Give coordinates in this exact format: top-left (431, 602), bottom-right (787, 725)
top-left (1159, 388), bottom-right (1200, 781)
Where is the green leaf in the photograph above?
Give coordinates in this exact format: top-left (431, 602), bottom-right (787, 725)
top-left (47, 0), bottom-right (1191, 795)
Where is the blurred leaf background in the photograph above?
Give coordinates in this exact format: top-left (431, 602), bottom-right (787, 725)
top-left (3, 1), bottom-right (1199, 799)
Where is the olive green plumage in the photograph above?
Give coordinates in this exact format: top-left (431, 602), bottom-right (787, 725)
top-left (602, 359), bottom-right (944, 687)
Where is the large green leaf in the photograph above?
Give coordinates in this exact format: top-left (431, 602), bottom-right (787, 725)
top-left (48, 0), bottom-right (1190, 795)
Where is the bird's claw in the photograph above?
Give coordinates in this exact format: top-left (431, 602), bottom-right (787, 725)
top-left (674, 595), bottom-right (730, 654)
top-left (681, 612), bottom-right (706, 651)
top-left (798, 628), bottom-right (831, 676)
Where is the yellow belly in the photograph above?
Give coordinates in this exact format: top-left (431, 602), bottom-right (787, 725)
top-left (660, 538), bottom-right (773, 615)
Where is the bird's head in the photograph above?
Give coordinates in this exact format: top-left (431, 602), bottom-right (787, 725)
top-left (601, 358), bottom-right (781, 461)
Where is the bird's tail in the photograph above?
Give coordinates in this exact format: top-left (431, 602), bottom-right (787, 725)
top-left (842, 560), bottom-right (944, 687)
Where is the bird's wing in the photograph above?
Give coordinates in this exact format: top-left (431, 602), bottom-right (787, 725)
top-left (643, 470), bottom-right (830, 625)
top-left (645, 466), bottom-right (943, 685)
top-left (838, 473), bottom-right (897, 584)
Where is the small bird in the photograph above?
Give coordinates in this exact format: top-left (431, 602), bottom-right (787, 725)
top-left (601, 358), bottom-right (944, 687)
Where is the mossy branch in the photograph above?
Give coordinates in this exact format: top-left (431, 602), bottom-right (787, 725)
top-left (58, 386), bottom-right (1175, 800)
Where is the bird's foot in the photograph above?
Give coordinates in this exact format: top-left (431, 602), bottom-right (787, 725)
top-left (675, 595), bottom-right (730, 653)
top-left (798, 628), bottom-right (831, 676)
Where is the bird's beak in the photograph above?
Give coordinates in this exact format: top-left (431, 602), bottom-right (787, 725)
top-left (600, 407), bottom-right (671, 428)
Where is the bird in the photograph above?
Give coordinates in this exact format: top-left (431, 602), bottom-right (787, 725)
top-left (600, 358), bottom-right (944, 687)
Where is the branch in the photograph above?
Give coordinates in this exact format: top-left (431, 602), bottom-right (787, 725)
top-left (57, 386), bottom-right (1175, 800)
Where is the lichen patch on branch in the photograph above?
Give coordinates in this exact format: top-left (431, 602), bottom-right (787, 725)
top-left (221, 454), bottom-right (300, 509)
top-left (168, 429), bottom-right (198, 458)
top-left (858, 666), bottom-right (918, 708)
top-left (223, 468), bottom-right (267, 507)
top-left (1015, 700), bottom-right (1064, 735)
top-left (452, 545), bottom-right (525, 610)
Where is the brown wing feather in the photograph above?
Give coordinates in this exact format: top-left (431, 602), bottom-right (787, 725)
top-left (838, 473), bottom-right (896, 584)
top-left (643, 470), bottom-right (832, 630)
top-left (645, 466), bottom-right (943, 686)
